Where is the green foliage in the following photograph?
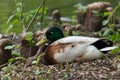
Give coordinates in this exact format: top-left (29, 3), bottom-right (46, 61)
top-left (74, 3), bottom-right (87, 13)
top-left (1, 0), bottom-right (48, 34)
top-left (12, 51), bottom-right (21, 57)
top-left (8, 58), bottom-right (15, 65)
top-left (103, 11), bottom-right (112, 17)
top-left (94, 2), bottom-right (120, 56)
top-left (5, 45), bottom-right (16, 50)
top-left (92, 10), bottom-right (100, 16)
top-left (33, 69), bottom-right (41, 75)
top-left (25, 32), bottom-right (34, 44)
top-left (5, 44), bottom-right (21, 57)
top-left (32, 53), bottom-right (45, 66)
top-left (1, 1), bottom-right (23, 34)
top-left (102, 20), bottom-right (109, 26)
top-left (1, 76), bottom-right (11, 80)
top-left (23, 6), bottom-right (48, 23)
top-left (1, 66), bottom-right (8, 72)
top-left (74, 31), bottom-right (83, 36)
top-left (109, 31), bottom-right (120, 43)
top-left (59, 64), bottom-right (64, 70)
top-left (111, 46), bottom-right (120, 54)
top-left (1, 63), bottom-right (13, 73)
top-left (63, 72), bottom-right (69, 79)
top-left (99, 3), bottom-right (120, 54)
top-left (117, 64), bottom-right (120, 70)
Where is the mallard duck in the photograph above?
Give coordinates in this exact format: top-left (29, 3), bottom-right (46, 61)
top-left (0, 38), bottom-right (12, 65)
top-left (36, 27), bottom-right (117, 65)
top-left (52, 10), bottom-right (61, 24)
top-left (62, 23), bottom-right (73, 36)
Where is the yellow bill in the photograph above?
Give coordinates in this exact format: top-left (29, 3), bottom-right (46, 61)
top-left (36, 36), bottom-right (49, 46)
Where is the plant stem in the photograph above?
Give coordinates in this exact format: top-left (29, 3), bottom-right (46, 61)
top-left (20, 0), bottom-right (23, 21)
top-left (108, 3), bottom-right (120, 24)
top-left (26, 0), bottom-right (46, 32)
top-left (20, 0), bottom-right (26, 33)
top-left (40, 0), bottom-right (46, 25)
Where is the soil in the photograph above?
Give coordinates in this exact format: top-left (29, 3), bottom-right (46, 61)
top-left (0, 54), bottom-right (120, 80)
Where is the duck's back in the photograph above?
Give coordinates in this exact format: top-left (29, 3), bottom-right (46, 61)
top-left (51, 36), bottom-right (100, 45)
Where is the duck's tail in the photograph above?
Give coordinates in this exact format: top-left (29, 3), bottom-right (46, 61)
top-left (100, 46), bottom-right (118, 51)
top-left (91, 39), bottom-right (118, 53)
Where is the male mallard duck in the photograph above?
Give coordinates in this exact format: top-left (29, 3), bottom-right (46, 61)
top-left (36, 27), bottom-right (117, 65)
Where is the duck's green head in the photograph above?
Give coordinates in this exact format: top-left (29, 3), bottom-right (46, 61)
top-left (36, 27), bottom-right (64, 46)
top-left (46, 27), bottom-right (64, 41)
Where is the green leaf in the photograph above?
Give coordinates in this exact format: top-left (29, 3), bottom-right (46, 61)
top-left (74, 3), bottom-right (87, 13)
top-left (8, 77), bottom-right (12, 80)
top-left (5, 24), bottom-right (14, 33)
top-left (5, 45), bottom-right (15, 50)
top-left (102, 20), bottom-right (109, 26)
top-left (8, 58), bottom-right (15, 65)
top-left (12, 51), bottom-right (20, 57)
top-left (1, 77), bottom-right (6, 80)
top-left (103, 29), bottom-right (111, 36)
top-left (6, 15), bottom-right (15, 24)
top-left (33, 69), bottom-right (41, 75)
top-left (117, 64), bottom-right (120, 70)
top-left (2, 67), bottom-right (8, 72)
top-left (64, 72), bottom-right (69, 79)
top-left (111, 46), bottom-right (120, 54)
top-left (25, 32), bottom-right (34, 43)
top-left (14, 45), bottom-right (20, 49)
top-left (92, 10), bottom-right (99, 14)
top-left (16, 2), bottom-right (22, 6)
top-left (103, 12), bottom-right (111, 17)
top-left (1, 76), bottom-right (11, 80)
top-left (16, 7), bottom-right (21, 13)
top-left (32, 60), bottom-right (37, 64)
top-left (110, 32), bottom-right (120, 42)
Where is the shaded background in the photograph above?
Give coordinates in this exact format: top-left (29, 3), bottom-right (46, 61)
top-left (0, 0), bottom-right (119, 33)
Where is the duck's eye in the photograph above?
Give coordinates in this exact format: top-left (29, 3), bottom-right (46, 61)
top-left (50, 32), bottom-right (53, 34)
